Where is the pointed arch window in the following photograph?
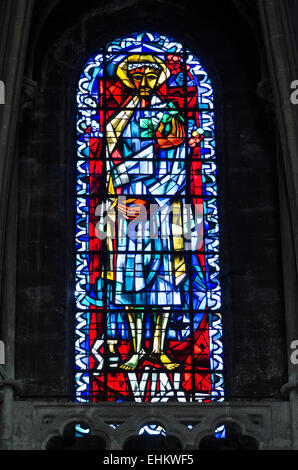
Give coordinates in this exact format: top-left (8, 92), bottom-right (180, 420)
top-left (75, 32), bottom-right (223, 402)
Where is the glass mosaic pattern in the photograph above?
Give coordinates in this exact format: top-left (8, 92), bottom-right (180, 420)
top-left (75, 32), bottom-right (224, 402)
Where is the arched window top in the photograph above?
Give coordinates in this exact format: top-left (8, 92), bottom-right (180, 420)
top-left (75, 32), bottom-right (223, 403)
top-left (77, 32), bottom-right (214, 149)
top-left (79, 32), bottom-right (212, 86)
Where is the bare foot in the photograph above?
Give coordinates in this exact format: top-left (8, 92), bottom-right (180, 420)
top-left (149, 352), bottom-right (180, 370)
top-left (160, 353), bottom-right (180, 370)
top-left (120, 350), bottom-right (145, 370)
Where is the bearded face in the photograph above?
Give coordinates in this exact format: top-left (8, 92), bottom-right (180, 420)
top-left (127, 65), bottom-right (161, 97)
top-left (116, 55), bottom-right (169, 98)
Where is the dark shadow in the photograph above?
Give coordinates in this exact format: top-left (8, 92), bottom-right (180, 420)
top-left (123, 434), bottom-right (182, 451)
top-left (46, 423), bottom-right (106, 450)
top-left (199, 422), bottom-right (259, 450)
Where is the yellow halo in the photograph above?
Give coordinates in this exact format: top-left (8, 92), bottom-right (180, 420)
top-left (116, 54), bottom-right (170, 89)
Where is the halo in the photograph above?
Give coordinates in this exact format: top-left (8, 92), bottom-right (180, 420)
top-left (116, 54), bottom-right (170, 89)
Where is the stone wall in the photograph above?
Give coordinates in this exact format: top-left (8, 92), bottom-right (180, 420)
top-left (1, 0), bottom-right (298, 450)
top-left (15, 0), bottom-right (287, 401)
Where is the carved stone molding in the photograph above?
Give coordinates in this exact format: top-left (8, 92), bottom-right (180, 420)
top-left (280, 382), bottom-right (298, 399)
top-left (0, 366), bottom-right (22, 403)
top-left (7, 401), bottom-right (291, 450)
top-left (20, 76), bottom-right (39, 117)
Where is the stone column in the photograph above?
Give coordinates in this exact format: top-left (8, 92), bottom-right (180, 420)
top-left (0, 0), bottom-right (35, 450)
top-left (257, 0), bottom-right (298, 449)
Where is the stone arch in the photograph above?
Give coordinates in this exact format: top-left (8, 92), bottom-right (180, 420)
top-left (123, 421), bottom-right (182, 451)
top-left (44, 420), bottom-right (107, 450)
top-left (198, 419), bottom-right (259, 450)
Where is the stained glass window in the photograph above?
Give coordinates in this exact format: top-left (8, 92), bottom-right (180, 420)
top-left (139, 424), bottom-right (167, 436)
top-left (214, 424), bottom-right (226, 439)
top-left (75, 32), bottom-right (224, 403)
